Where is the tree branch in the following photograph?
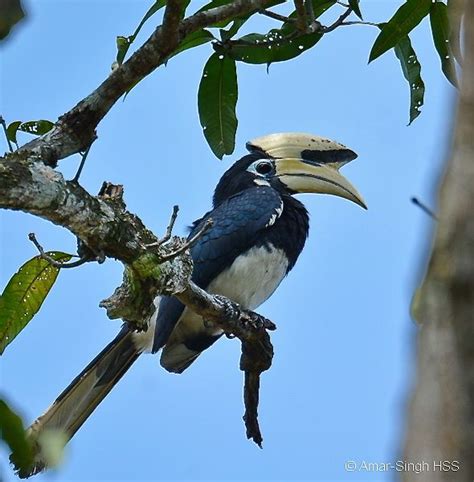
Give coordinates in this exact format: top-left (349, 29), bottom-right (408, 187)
top-left (14, 0), bottom-right (274, 167)
top-left (0, 156), bottom-right (156, 263)
top-left (0, 0), bottom-right (279, 452)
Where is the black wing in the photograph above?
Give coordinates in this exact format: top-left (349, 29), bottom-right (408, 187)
top-left (152, 186), bottom-right (283, 352)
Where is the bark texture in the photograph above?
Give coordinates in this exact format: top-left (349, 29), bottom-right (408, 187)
top-left (403, 2), bottom-right (474, 480)
top-left (0, 1), bottom-right (278, 453)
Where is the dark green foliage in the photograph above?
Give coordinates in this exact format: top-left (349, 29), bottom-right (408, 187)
top-left (214, 1), bottom-right (334, 66)
top-left (369, 0), bottom-right (431, 62)
top-left (170, 30), bottom-right (215, 58)
top-left (430, 1), bottom-right (458, 87)
top-left (394, 36), bottom-right (425, 125)
top-left (349, 0), bottom-right (363, 20)
top-left (6, 120), bottom-right (54, 145)
top-left (198, 53), bottom-right (238, 159)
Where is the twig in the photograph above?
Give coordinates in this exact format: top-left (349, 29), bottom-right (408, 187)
top-left (321, 7), bottom-right (352, 33)
top-left (340, 20), bottom-right (379, 28)
top-left (0, 115), bottom-right (14, 153)
top-left (28, 233), bottom-right (92, 268)
top-left (305, 0), bottom-right (315, 22)
top-left (159, 219), bottom-right (213, 262)
top-left (294, 0), bottom-right (307, 32)
top-left (72, 143), bottom-right (93, 183)
top-left (16, 1), bottom-right (277, 166)
top-left (411, 197), bottom-right (438, 220)
top-left (336, 1), bottom-right (349, 7)
top-left (145, 205), bottom-right (180, 248)
top-left (258, 9), bottom-right (292, 23)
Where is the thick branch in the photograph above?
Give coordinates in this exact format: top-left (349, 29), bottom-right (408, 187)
top-left (0, 156), bottom-right (156, 263)
top-left (15, 0), bottom-right (274, 166)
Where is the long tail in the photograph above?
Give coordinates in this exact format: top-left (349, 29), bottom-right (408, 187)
top-left (19, 329), bottom-right (140, 478)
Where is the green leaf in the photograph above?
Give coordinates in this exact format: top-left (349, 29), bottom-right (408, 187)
top-left (430, 1), bottom-right (458, 87)
top-left (220, 18), bottom-right (247, 42)
top-left (198, 53), bottom-right (238, 159)
top-left (369, 0), bottom-right (431, 63)
top-left (219, 1), bottom-right (334, 66)
top-left (116, 0), bottom-right (166, 65)
top-left (222, 31), bottom-right (322, 65)
top-left (394, 36), bottom-right (425, 125)
top-left (6, 121), bottom-right (21, 144)
top-left (17, 120), bottom-right (54, 136)
top-left (0, 252), bottom-right (72, 354)
top-left (170, 29), bottom-right (215, 58)
top-left (348, 0), bottom-right (363, 20)
top-left (0, 399), bottom-right (34, 474)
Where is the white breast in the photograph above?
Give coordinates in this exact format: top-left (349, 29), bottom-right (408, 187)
top-left (206, 245), bottom-right (288, 310)
top-left (133, 245), bottom-right (288, 354)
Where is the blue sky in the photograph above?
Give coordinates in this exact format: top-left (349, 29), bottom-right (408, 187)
top-left (0, 1), bottom-right (453, 481)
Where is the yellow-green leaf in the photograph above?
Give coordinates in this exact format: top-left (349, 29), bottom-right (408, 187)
top-left (0, 252), bottom-right (72, 354)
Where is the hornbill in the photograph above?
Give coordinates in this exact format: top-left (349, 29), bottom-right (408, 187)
top-left (24, 133), bottom-right (366, 475)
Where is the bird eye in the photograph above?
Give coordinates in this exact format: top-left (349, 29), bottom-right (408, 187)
top-left (255, 160), bottom-right (273, 176)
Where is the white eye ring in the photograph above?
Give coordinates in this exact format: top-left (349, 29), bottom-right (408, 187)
top-left (249, 159), bottom-right (274, 176)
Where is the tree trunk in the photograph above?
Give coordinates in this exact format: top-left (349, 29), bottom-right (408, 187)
top-left (403, 1), bottom-right (474, 481)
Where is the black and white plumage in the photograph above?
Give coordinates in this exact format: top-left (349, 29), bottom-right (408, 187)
top-left (23, 133), bottom-right (366, 477)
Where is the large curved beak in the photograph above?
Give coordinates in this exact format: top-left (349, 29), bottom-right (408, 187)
top-left (275, 158), bottom-right (367, 209)
top-left (247, 133), bottom-right (367, 209)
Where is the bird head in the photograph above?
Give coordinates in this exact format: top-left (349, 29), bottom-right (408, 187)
top-left (213, 132), bottom-right (367, 209)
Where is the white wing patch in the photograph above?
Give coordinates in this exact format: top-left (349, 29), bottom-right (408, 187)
top-left (265, 199), bottom-right (284, 227)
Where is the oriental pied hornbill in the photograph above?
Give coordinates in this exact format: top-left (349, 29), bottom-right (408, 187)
top-left (25, 133), bottom-right (366, 476)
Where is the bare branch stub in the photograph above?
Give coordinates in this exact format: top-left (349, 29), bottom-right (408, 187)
top-left (146, 205), bottom-right (180, 249)
top-left (28, 233), bottom-right (93, 269)
top-left (175, 283), bottom-right (276, 447)
top-left (159, 218), bottom-right (213, 262)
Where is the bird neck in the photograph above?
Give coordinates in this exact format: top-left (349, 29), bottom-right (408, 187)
top-left (263, 194), bottom-right (309, 273)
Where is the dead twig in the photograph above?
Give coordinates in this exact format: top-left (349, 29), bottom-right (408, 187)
top-left (146, 205), bottom-right (180, 248)
top-left (411, 197), bottom-right (438, 221)
top-left (72, 143), bottom-right (93, 183)
top-left (28, 233), bottom-right (93, 269)
top-left (175, 283), bottom-right (276, 447)
top-left (159, 219), bottom-right (213, 262)
top-left (258, 9), bottom-right (292, 23)
top-left (0, 115), bottom-right (14, 153)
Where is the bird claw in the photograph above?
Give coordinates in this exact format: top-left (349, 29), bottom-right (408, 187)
top-left (243, 312), bottom-right (276, 332)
